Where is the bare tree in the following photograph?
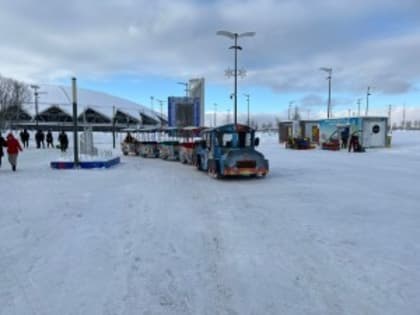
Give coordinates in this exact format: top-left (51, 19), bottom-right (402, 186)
top-left (0, 74), bottom-right (31, 129)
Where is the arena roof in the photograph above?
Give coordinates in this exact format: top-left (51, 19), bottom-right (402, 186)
top-left (23, 84), bottom-right (164, 125)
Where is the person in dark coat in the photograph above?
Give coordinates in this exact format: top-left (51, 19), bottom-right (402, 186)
top-left (35, 129), bottom-right (42, 149)
top-left (5, 132), bottom-right (23, 171)
top-left (0, 133), bottom-right (6, 168)
top-left (46, 130), bottom-right (54, 148)
top-left (348, 134), bottom-right (364, 152)
top-left (40, 130), bottom-right (45, 148)
top-left (19, 130), bottom-right (25, 145)
top-left (58, 131), bottom-right (69, 152)
top-left (22, 129), bottom-right (30, 148)
top-left (341, 129), bottom-right (349, 149)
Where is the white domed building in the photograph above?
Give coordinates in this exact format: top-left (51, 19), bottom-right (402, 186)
top-left (3, 84), bottom-right (165, 131)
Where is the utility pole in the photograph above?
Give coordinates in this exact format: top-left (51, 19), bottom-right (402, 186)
top-left (213, 103), bottom-right (217, 127)
top-left (288, 101), bottom-right (294, 120)
top-left (244, 94), bottom-right (250, 126)
top-left (226, 108), bottom-right (231, 124)
top-left (320, 67), bottom-right (332, 118)
top-left (156, 99), bottom-right (166, 125)
top-left (150, 96), bottom-right (154, 111)
top-left (357, 98), bottom-right (361, 116)
top-left (402, 103), bottom-right (406, 130)
top-left (30, 85), bottom-right (40, 127)
top-left (112, 105), bottom-right (116, 149)
top-left (72, 77), bottom-right (79, 166)
top-left (388, 104), bottom-right (392, 132)
top-left (365, 86), bottom-right (371, 116)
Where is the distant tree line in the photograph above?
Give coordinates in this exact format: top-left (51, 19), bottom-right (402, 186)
top-left (392, 121), bottom-right (420, 130)
top-left (0, 74), bottom-right (32, 128)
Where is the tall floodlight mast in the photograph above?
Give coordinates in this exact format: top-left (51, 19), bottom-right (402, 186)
top-left (217, 30), bottom-right (255, 125)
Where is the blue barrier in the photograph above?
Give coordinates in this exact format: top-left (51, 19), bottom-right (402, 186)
top-left (50, 157), bottom-right (120, 169)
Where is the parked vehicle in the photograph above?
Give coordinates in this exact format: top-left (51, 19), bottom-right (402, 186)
top-left (195, 123), bottom-right (269, 178)
top-left (179, 126), bottom-right (206, 165)
top-left (159, 127), bottom-right (180, 161)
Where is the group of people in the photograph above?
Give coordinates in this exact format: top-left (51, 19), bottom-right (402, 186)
top-left (0, 129), bottom-right (70, 172)
top-left (33, 129), bottom-right (55, 149)
top-left (20, 129), bottom-right (69, 152)
top-left (341, 129), bottom-right (364, 152)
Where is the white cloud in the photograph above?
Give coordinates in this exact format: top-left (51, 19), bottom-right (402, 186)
top-left (1, 0), bottom-right (420, 96)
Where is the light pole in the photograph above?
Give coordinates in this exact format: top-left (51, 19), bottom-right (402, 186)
top-left (320, 67), bottom-right (332, 118)
top-left (30, 85), bottom-right (40, 127)
top-left (150, 96), bottom-right (154, 111)
top-left (156, 98), bottom-right (166, 124)
top-left (213, 103), bottom-right (217, 127)
top-left (71, 77), bottom-right (79, 166)
top-left (365, 86), bottom-right (371, 116)
top-left (177, 82), bottom-right (189, 97)
top-left (288, 101), bottom-right (294, 120)
top-left (357, 98), bottom-right (362, 116)
top-left (244, 94), bottom-right (250, 126)
top-left (217, 30), bottom-right (255, 125)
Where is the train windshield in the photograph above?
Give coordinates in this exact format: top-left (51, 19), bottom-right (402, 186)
top-left (219, 132), bottom-right (252, 148)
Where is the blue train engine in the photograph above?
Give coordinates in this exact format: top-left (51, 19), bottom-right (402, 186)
top-left (196, 124), bottom-right (269, 178)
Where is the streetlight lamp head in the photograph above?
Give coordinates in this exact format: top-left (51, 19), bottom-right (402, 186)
top-left (239, 32), bottom-right (256, 38)
top-left (30, 84), bottom-right (39, 89)
top-left (319, 67), bottom-right (332, 74)
top-left (216, 30), bottom-right (236, 39)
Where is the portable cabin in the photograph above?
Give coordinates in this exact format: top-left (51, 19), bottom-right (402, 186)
top-left (158, 127), bottom-right (180, 161)
top-left (196, 123), bottom-right (269, 178)
top-left (319, 116), bottom-right (389, 148)
top-left (179, 126), bottom-right (206, 165)
top-left (138, 127), bottom-right (160, 158)
top-left (278, 120), bottom-right (294, 143)
top-left (300, 120), bottom-right (320, 143)
top-left (278, 120), bottom-right (319, 143)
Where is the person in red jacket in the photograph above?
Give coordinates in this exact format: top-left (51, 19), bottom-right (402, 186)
top-left (6, 132), bottom-right (23, 171)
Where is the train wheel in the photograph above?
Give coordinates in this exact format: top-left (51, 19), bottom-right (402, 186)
top-left (208, 167), bottom-right (221, 179)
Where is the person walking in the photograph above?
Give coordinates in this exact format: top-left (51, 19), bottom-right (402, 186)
top-left (341, 129), bottom-right (349, 149)
top-left (22, 129), bottom-right (30, 148)
top-left (0, 132), bottom-right (6, 168)
top-left (5, 132), bottom-right (23, 171)
top-left (19, 130), bottom-right (25, 145)
top-left (35, 129), bottom-right (42, 149)
top-left (46, 130), bottom-right (54, 148)
top-left (58, 130), bottom-right (69, 152)
top-left (40, 130), bottom-right (45, 148)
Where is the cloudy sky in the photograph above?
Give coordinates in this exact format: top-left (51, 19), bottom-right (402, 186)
top-left (1, 0), bottom-right (420, 121)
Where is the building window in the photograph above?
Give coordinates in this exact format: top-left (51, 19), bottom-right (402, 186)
top-left (372, 125), bottom-right (380, 134)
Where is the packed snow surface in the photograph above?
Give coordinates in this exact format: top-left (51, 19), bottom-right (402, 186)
top-left (0, 131), bottom-right (419, 315)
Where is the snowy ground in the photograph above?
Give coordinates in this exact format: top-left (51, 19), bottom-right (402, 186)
top-left (0, 131), bottom-right (419, 315)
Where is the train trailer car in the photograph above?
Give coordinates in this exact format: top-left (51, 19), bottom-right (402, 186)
top-left (179, 126), bottom-right (206, 165)
top-left (120, 130), bottom-right (141, 156)
top-left (195, 124), bottom-right (269, 178)
top-left (158, 127), bottom-right (180, 161)
top-left (138, 128), bottom-right (160, 158)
